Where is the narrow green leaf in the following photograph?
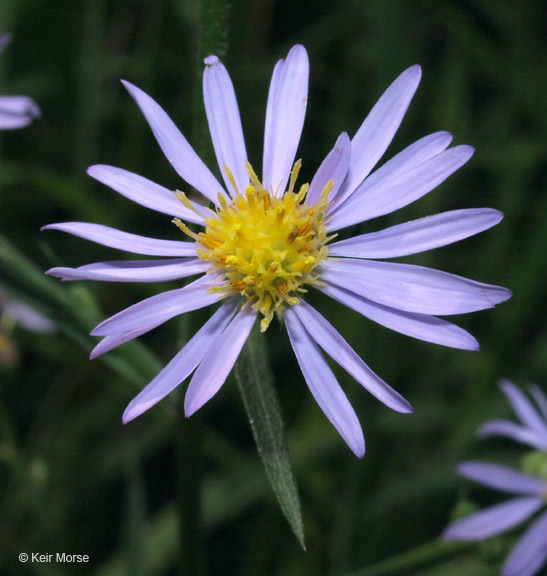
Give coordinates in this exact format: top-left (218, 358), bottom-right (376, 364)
top-left (234, 323), bottom-right (305, 548)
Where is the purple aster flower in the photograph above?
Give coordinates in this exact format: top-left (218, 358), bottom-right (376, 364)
top-left (0, 288), bottom-right (56, 366)
top-left (43, 45), bottom-right (511, 457)
top-left (444, 382), bottom-right (547, 576)
top-left (0, 33), bottom-right (41, 129)
top-left (0, 287), bottom-right (56, 334)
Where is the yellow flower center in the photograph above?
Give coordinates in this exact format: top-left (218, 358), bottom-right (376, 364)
top-left (175, 161), bottom-right (334, 331)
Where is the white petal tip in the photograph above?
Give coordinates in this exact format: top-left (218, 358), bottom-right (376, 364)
top-left (288, 44), bottom-right (307, 57)
top-left (408, 63), bottom-right (422, 77)
top-left (491, 208), bottom-right (504, 222)
top-left (353, 444), bottom-right (366, 459)
top-left (121, 79), bottom-right (138, 95)
top-left (336, 132), bottom-right (351, 147)
top-left (495, 287), bottom-right (513, 304)
top-left (122, 411), bottom-right (134, 425)
top-left (123, 401), bottom-right (151, 424)
top-left (402, 402), bottom-right (415, 414)
top-left (44, 268), bottom-right (65, 279)
top-left (204, 55), bottom-right (220, 66)
top-left (184, 400), bottom-right (197, 418)
top-left (86, 164), bottom-right (104, 177)
top-left (459, 145), bottom-right (475, 160)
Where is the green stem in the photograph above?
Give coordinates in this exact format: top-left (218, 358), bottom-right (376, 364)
top-left (234, 324), bottom-right (305, 548)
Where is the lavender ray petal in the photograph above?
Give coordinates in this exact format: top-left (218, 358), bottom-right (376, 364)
top-left (285, 308), bottom-right (365, 458)
top-left (90, 324), bottom-right (162, 359)
top-left (184, 305), bottom-right (257, 416)
top-left (46, 258), bottom-right (210, 283)
top-left (363, 129), bottom-right (452, 189)
top-left (318, 282), bottom-right (479, 350)
top-left (203, 55), bottom-right (249, 197)
top-left (478, 420), bottom-right (547, 450)
top-left (501, 511), bottom-right (547, 576)
top-left (457, 462), bottom-right (547, 495)
top-left (307, 132), bottom-right (351, 206)
top-left (320, 259), bottom-right (512, 315)
top-left (91, 274), bottom-right (221, 336)
top-left (0, 96), bottom-right (41, 129)
top-left (331, 131), bottom-right (452, 215)
top-left (335, 65), bottom-right (422, 203)
top-left (2, 301), bottom-right (55, 334)
top-left (443, 497), bottom-right (544, 541)
top-left (328, 208), bottom-right (503, 259)
top-left (500, 380), bottom-right (547, 441)
top-left (87, 165), bottom-right (205, 224)
top-left (292, 301), bottom-right (412, 413)
top-left (42, 222), bottom-right (196, 257)
top-left (329, 145), bottom-right (474, 232)
top-left (123, 298), bottom-right (239, 423)
top-left (122, 80), bottom-right (226, 205)
top-left (262, 45), bottom-right (309, 196)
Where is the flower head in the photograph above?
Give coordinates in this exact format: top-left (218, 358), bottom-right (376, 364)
top-left (0, 34), bottom-right (40, 129)
top-left (44, 45), bottom-right (511, 457)
top-left (444, 381), bottom-right (547, 576)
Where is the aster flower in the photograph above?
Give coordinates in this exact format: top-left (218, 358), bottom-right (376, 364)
top-left (43, 45), bottom-right (511, 457)
top-left (444, 381), bottom-right (547, 576)
top-left (0, 287), bottom-right (56, 365)
top-left (0, 290), bottom-right (56, 334)
top-left (0, 33), bottom-right (41, 129)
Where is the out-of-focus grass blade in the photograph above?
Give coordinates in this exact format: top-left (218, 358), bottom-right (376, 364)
top-left (124, 458), bottom-right (146, 576)
top-left (234, 323), bottom-right (305, 549)
top-left (0, 233), bottom-right (162, 387)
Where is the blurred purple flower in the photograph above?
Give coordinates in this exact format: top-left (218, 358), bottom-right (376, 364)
top-left (444, 381), bottom-right (547, 576)
top-left (0, 288), bottom-right (55, 366)
top-left (0, 288), bottom-right (56, 334)
top-left (0, 34), bottom-right (40, 129)
top-left (44, 45), bottom-right (511, 457)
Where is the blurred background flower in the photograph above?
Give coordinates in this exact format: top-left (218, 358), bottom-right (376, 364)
top-left (0, 34), bottom-right (40, 129)
top-left (0, 286), bottom-right (55, 366)
top-left (444, 382), bottom-right (547, 576)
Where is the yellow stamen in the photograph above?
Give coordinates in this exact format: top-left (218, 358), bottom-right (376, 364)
top-left (175, 160), bottom-right (333, 331)
top-left (223, 164), bottom-right (240, 197)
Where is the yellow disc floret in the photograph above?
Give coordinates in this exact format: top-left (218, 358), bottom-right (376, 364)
top-left (174, 161), bottom-right (334, 331)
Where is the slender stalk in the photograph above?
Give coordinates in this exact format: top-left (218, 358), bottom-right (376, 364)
top-left (234, 325), bottom-right (305, 548)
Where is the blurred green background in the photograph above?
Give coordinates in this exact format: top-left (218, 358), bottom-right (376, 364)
top-left (1, 0), bottom-right (545, 575)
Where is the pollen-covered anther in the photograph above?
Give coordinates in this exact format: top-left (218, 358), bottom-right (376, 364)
top-left (176, 161), bottom-right (333, 330)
